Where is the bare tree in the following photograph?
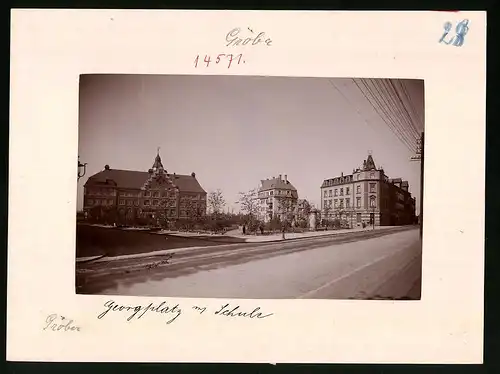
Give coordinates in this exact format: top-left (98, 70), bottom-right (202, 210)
top-left (207, 189), bottom-right (226, 215)
top-left (237, 188), bottom-right (260, 232)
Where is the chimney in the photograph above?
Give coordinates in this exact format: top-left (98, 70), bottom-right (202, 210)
top-left (191, 172), bottom-right (196, 178)
top-left (279, 174), bottom-right (282, 180)
top-left (341, 172), bottom-right (343, 177)
top-left (284, 174), bottom-right (288, 183)
top-left (104, 164), bottom-right (110, 170)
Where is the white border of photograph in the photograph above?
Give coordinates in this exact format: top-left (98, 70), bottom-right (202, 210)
top-left (8, 10), bottom-right (485, 363)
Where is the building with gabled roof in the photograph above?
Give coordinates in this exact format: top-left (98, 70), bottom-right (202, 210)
top-left (257, 174), bottom-right (299, 223)
top-left (83, 150), bottom-right (207, 223)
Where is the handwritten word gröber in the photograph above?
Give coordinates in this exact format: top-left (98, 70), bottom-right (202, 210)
top-left (97, 300), bottom-right (182, 324)
top-left (439, 19), bottom-right (469, 47)
top-left (225, 27), bottom-right (272, 47)
top-left (43, 314), bottom-right (81, 332)
top-left (214, 303), bottom-right (274, 319)
top-left (194, 54), bottom-right (245, 69)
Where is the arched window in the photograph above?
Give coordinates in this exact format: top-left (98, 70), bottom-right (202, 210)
top-left (370, 196), bottom-right (377, 208)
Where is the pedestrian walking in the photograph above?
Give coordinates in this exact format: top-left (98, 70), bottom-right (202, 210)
top-left (242, 224), bottom-right (246, 235)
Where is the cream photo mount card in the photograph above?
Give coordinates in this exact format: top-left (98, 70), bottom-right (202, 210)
top-left (8, 10), bottom-right (485, 363)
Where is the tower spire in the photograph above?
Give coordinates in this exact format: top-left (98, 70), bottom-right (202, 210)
top-left (151, 147), bottom-right (164, 172)
top-left (365, 151), bottom-right (376, 170)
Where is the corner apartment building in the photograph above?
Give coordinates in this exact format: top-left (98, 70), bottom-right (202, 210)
top-left (320, 154), bottom-right (416, 227)
top-left (257, 175), bottom-right (299, 223)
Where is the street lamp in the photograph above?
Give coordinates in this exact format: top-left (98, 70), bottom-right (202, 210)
top-left (78, 157), bottom-right (87, 181)
top-left (371, 201), bottom-right (376, 230)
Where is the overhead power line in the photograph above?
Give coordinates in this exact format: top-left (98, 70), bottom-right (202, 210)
top-left (352, 78), bottom-right (417, 153)
top-left (384, 79), bottom-right (420, 139)
top-left (365, 79), bottom-right (418, 151)
top-left (397, 80), bottom-right (423, 130)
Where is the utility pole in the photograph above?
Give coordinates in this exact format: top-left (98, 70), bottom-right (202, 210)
top-left (410, 132), bottom-right (424, 239)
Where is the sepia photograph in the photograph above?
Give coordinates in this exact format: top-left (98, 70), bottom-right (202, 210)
top-left (76, 74), bottom-right (424, 300)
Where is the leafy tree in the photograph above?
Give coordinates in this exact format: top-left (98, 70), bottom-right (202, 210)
top-left (182, 198), bottom-right (203, 231)
top-left (277, 198), bottom-right (295, 226)
top-left (323, 204), bottom-right (332, 228)
top-left (268, 216), bottom-right (282, 233)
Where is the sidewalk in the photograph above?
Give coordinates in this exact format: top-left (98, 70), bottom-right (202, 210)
top-left (158, 226), bottom-right (399, 243)
top-left (235, 226), bottom-right (396, 243)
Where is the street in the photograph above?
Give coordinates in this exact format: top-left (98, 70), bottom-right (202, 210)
top-left (77, 227), bottom-right (421, 300)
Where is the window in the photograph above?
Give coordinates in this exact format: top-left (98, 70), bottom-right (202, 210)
top-left (334, 189), bottom-right (338, 197)
top-left (340, 188), bottom-right (344, 196)
top-left (357, 213), bottom-right (362, 223)
top-left (370, 172), bottom-right (375, 179)
top-left (153, 191), bottom-right (160, 198)
top-left (346, 187), bottom-right (350, 195)
top-left (153, 200), bottom-right (159, 206)
top-left (324, 190), bottom-right (327, 198)
top-left (180, 210), bottom-right (186, 216)
top-left (170, 209), bottom-right (176, 216)
top-left (287, 191), bottom-right (290, 195)
top-left (357, 175), bottom-right (360, 180)
top-left (356, 185), bottom-right (361, 194)
top-left (328, 190), bottom-right (332, 197)
top-left (102, 200), bottom-right (107, 206)
top-left (88, 199), bottom-right (94, 206)
top-left (340, 199), bottom-right (344, 208)
top-left (370, 183), bottom-right (376, 193)
top-left (370, 196), bottom-right (376, 208)
top-left (119, 199), bottom-right (125, 205)
top-left (144, 191), bottom-right (151, 197)
top-left (134, 200), bottom-right (139, 206)
top-left (144, 200), bottom-right (150, 206)
top-left (346, 198), bottom-right (350, 208)
top-left (323, 200), bottom-right (327, 208)
top-left (334, 199), bottom-right (338, 208)
top-left (356, 197), bottom-right (361, 208)
top-left (161, 191), bottom-right (167, 197)
top-left (329, 199), bottom-right (333, 207)
top-left (126, 200), bottom-right (132, 206)
top-left (108, 199), bottom-right (113, 205)
top-left (270, 191), bottom-right (274, 195)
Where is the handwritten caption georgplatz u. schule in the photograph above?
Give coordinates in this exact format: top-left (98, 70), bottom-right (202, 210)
top-left (97, 300), bottom-right (274, 324)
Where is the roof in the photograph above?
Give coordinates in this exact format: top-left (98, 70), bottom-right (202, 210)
top-left (259, 177), bottom-right (297, 192)
top-left (84, 169), bottom-right (206, 193)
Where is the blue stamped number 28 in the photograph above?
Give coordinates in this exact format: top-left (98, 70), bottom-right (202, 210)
top-left (439, 19), bottom-right (470, 47)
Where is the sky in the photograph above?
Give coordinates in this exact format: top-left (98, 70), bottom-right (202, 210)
top-left (77, 75), bottom-right (424, 214)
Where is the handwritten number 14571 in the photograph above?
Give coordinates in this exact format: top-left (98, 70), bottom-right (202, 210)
top-left (194, 54), bottom-right (245, 69)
